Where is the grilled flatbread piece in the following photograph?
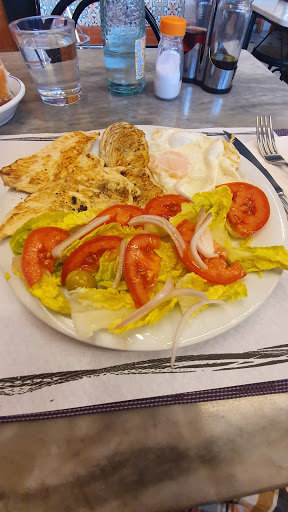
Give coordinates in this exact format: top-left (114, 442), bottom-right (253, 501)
top-left (0, 131), bottom-right (101, 193)
top-left (117, 166), bottom-right (162, 208)
top-left (99, 122), bottom-right (163, 207)
top-left (0, 156), bottom-right (140, 238)
top-left (99, 122), bottom-right (150, 168)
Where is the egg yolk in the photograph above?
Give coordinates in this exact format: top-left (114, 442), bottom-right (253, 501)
top-left (149, 151), bottom-right (191, 179)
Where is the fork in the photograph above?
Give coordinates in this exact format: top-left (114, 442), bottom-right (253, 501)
top-left (256, 115), bottom-right (288, 168)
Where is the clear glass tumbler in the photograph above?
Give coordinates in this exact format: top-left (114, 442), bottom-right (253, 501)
top-left (100, 0), bottom-right (146, 95)
top-left (9, 16), bottom-right (81, 106)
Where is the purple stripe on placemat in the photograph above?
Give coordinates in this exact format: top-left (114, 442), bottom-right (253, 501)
top-left (1, 379), bottom-right (288, 423)
top-left (275, 129), bottom-right (288, 136)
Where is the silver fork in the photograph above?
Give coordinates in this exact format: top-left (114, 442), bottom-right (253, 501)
top-left (256, 115), bottom-right (288, 168)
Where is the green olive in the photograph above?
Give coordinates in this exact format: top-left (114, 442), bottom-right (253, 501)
top-left (65, 270), bottom-right (97, 291)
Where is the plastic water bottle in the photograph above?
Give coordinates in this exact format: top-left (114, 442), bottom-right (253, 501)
top-left (100, 0), bottom-right (146, 95)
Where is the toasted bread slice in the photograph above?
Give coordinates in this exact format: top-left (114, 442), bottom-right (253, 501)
top-left (99, 122), bottom-right (150, 168)
top-left (0, 157), bottom-right (140, 238)
top-left (0, 131), bottom-right (101, 193)
top-left (99, 123), bottom-right (163, 207)
top-left (117, 166), bottom-right (162, 208)
top-left (0, 60), bottom-right (12, 106)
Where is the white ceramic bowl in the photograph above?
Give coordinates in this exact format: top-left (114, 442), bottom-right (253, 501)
top-left (0, 75), bottom-right (25, 127)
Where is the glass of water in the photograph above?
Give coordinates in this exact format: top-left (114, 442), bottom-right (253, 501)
top-left (9, 16), bottom-right (81, 106)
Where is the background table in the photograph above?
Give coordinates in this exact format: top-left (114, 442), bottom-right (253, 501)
top-left (0, 49), bottom-right (288, 512)
top-left (243, 0), bottom-right (288, 49)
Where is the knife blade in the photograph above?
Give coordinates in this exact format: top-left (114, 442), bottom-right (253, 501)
top-left (223, 131), bottom-right (288, 215)
top-left (223, 131), bottom-right (283, 193)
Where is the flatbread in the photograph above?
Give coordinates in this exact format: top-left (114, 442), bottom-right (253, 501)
top-left (0, 156), bottom-right (140, 238)
top-left (99, 122), bottom-right (162, 206)
top-left (0, 60), bottom-right (12, 106)
top-left (99, 122), bottom-right (150, 168)
top-left (117, 166), bottom-right (162, 208)
top-left (0, 131), bottom-right (101, 193)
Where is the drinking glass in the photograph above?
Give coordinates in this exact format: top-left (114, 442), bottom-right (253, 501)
top-left (9, 16), bottom-right (81, 106)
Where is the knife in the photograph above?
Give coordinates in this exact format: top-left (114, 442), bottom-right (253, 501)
top-left (223, 131), bottom-right (288, 215)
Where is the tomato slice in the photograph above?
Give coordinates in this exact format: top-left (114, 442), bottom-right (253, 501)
top-left (95, 205), bottom-right (144, 225)
top-left (177, 220), bottom-right (246, 284)
top-left (124, 234), bottom-right (161, 308)
top-left (61, 235), bottom-right (123, 285)
top-left (144, 194), bottom-right (190, 220)
top-left (224, 182), bottom-right (270, 237)
top-left (80, 205), bottom-right (144, 239)
top-left (21, 227), bottom-right (70, 288)
top-left (176, 219), bottom-right (196, 242)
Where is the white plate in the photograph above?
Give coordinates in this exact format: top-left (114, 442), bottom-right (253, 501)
top-left (0, 127), bottom-right (287, 352)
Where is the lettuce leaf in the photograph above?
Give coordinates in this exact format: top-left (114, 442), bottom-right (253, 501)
top-left (68, 287), bottom-right (135, 337)
top-left (69, 284), bottom-right (178, 337)
top-left (170, 186), bottom-right (232, 246)
top-left (10, 209), bottom-right (100, 255)
top-left (176, 272), bottom-right (247, 314)
top-left (110, 297), bottom-right (178, 335)
top-left (68, 239), bottom-right (185, 336)
top-left (226, 244), bottom-right (288, 272)
top-left (96, 251), bottom-right (126, 289)
top-left (28, 274), bottom-right (71, 315)
top-left (155, 240), bottom-right (187, 287)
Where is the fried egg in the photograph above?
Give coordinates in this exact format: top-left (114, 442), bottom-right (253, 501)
top-left (147, 128), bottom-right (242, 197)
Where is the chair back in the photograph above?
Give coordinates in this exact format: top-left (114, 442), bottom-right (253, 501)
top-left (51, 0), bottom-right (160, 46)
top-left (2, 0), bottom-right (40, 22)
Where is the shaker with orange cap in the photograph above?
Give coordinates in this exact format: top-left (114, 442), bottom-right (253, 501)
top-left (154, 16), bottom-right (187, 100)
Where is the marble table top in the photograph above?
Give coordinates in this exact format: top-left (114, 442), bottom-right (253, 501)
top-left (251, 0), bottom-right (288, 28)
top-left (0, 49), bottom-right (288, 134)
top-left (0, 48), bottom-right (288, 511)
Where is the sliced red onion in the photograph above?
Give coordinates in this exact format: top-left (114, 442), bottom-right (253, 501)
top-left (195, 207), bottom-right (206, 232)
top-left (174, 177), bottom-right (193, 201)
top-left (170, 298), bottom-right (224, 367)
top-left (12, 255), bottom-right (23, 275)
top-left (128, 215), bottom-right (186, 257)
top-left (112, 239), bottom-right (126, 288)
top-left (51, 215), bottom-right (110, 259)
top-left (114, 279), bottom-right (175, 329)
top-left (190, 213), bottom-right (213, 270)
top-left (170, 288), bottom-right (207, 300)
top-left (115, 279), bottom-right (211, 330)
top-left (197, 226), bottom-right (218, 259)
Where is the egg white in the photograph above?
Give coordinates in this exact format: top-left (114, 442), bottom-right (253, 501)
top-left (147, 128), bottom-right (242, 197)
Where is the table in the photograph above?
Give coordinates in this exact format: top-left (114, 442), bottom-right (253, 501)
top-left (0, 49), bottom-right (288, 512)
top-left (243, 0), bottom-right (288, 50)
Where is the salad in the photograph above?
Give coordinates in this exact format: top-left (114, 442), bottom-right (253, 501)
top-left (8, 184), bottom-right (288, 362)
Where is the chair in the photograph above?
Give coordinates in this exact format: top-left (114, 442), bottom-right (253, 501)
top-left (251, 26), bottom-right (288, 79)
top-left (0, 1), bottom-right (17, 51)
top-left (2, 0), bottom-right (40, 22)
top-left (51, 0), bottom-right (160, 46)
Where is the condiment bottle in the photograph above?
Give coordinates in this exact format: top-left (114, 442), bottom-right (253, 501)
top-left (100, 0), bottom-right (146, 96)
top-left (182, 0), bottom-right (215, 84)
top-left (154, 16), bottom-right (187, 100)
top-left (202, 0), bottom-right (252, 93)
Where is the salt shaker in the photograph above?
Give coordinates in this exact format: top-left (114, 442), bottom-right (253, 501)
top-left (154, 16), bottom-right (187, 100)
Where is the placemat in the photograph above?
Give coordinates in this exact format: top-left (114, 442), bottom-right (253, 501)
top-left (0, 127), bottom-right (287, 422)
